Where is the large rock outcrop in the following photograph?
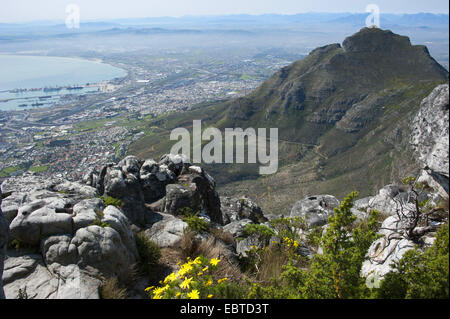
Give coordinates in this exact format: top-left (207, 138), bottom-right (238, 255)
top-left (360, 84), bottom-right (449, 286)
top-left (0, 154), bottom-right (236, 298)
top-left (86, 154), bottom-right (223, 226)
top-left (0, 187), bottom-right (9, 299)
top-left (290, 195), bottom-right (340, 227)
top-left (410, 84), bottom-right (449, 197)
top-left (220, 196), bottom-right (268, 225)
top-left (360, 208), bottom-right (442, 287)
top-left (3, 253), bottom-right (102, 299)
top-left (144, 213), bottom-right (188, 248)
top-left (1, 173), bottom-right (138, 299)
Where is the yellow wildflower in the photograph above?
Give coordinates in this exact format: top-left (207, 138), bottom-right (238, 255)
top-left (207, 294), bottom-right (213, 298)
top-left (217, 277), bottom-right (228, 284)
top-left (187, 290), bottom-right (200, 299)
top-left (144, 286), bottom-right (154, 292)
top-left (178, 268), bottom-right (187, 277)
top-left (197, 272), bottom-right (203, 276)
top-left (153, 285), bottom-right (169, 298)
top-left (181, 263), bottom-right (193, 273)
top-left (202, 266), bottom-right (209, 272)
top-left (164, 272), bottom-right (178, 283)
top-left (179, 277), bottom-right (194, 289)
top-left (205, 279), bottom-right (213, 286)
top-left (210, 258), bottom-right (220, 266)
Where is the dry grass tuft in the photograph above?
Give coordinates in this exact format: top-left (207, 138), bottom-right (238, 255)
top-left (255, 247), bottom-right (289, 283)
top-left (100, 277), bottom-right (127, 299)
top-left (176, 230), bottom-right (244, 282)
top-left (210, 228), bottom-right (235, 246)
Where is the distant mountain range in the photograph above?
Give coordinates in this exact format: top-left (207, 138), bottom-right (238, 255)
top-left (1, 12), bottom-right (448, 32)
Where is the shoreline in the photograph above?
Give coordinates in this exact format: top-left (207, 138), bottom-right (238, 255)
top-left (0, 54), bottom-right (127, 91)
top-left (0, 54), bottom-right (129, 111)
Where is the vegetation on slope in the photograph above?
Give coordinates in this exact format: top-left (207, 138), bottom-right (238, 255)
top-left (144, 192), bottom-right (449, 299)
top-left (127, 28), bottom-right (449, 215)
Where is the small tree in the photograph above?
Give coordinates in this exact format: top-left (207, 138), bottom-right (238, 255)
top-left (385, 177), bottom-right (448, 241)
top-left (300, 191), bottom-right (380, 299)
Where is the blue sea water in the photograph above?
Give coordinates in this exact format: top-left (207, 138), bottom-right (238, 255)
top-left (0, 55), bottom-right (127, 111)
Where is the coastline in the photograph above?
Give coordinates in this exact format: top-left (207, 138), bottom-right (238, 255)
top-left (0, 54), bottom-right (128, 111)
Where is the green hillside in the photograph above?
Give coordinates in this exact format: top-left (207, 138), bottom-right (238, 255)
top-left (128, 28), bottom-right (449, 215)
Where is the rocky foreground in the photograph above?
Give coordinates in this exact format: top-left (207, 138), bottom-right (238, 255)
top-left (0, 84), bottom-right (448, 299)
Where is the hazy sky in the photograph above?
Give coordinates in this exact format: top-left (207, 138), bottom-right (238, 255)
top-left (1, 0), bottom-right (449, 23)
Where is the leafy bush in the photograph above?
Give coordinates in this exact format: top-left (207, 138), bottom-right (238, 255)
top-left (240, 217), bottom-right (309, 279)
top-left (242, 223), bottom-right (275, 245)
top-left (269, 216), bottom-right (307, 241)
top-left (210, 281), bottom-right (250, 299)
top-left (298, 191), bottom-right (380, 298)
top-left (180, 208), bottom-right (209, 234)
top-left (247, 280), bottom-right (296, 299)
top-left (374, 223), bottom-right (449, 299)
top-left (248, 192), bottom-right (380, 299)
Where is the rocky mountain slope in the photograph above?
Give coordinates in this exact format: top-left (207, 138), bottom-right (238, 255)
top-left (0, 83), bottom-right (448, 299)
top-left (0, 153), bottom-right (269, 298)
top-left (0, 27), bottom-right (449, 298)
top-left (128, 27), bottom-right (448, 215)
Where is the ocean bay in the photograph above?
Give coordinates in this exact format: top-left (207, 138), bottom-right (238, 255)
top-left (0, 55), bottom-right (127, 110)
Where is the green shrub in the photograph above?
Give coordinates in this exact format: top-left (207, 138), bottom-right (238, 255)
top-left (135, 232), bottom-right (162, 276)
top-left (374, 223), bottom-right (449, 299)
top-left (247, 280), bottom-right (296, 299)
top-left (298, 191), bottom-right (380, 299)
top-left (269, 216), bottom-right (307, 241)
top-left (89, 209), bottom-right (110, 228)
top-left (210, 280), bottom-right (250, 299)
top-left (100, 195), bottom-right (123, 208)
top-left (242, 223), bottom-right (275, 245)
top-left (180, 208), bottom-right (209, 234)
top-left (247, 192), bottom-right (380, 299)
top-left (239, 218), bottom-right (309, 281)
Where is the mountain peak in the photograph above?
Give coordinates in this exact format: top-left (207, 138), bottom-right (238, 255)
top-left (343, 27), bottom-right (410, 50)
top-left (204, 28), bottom-right (449, 212)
